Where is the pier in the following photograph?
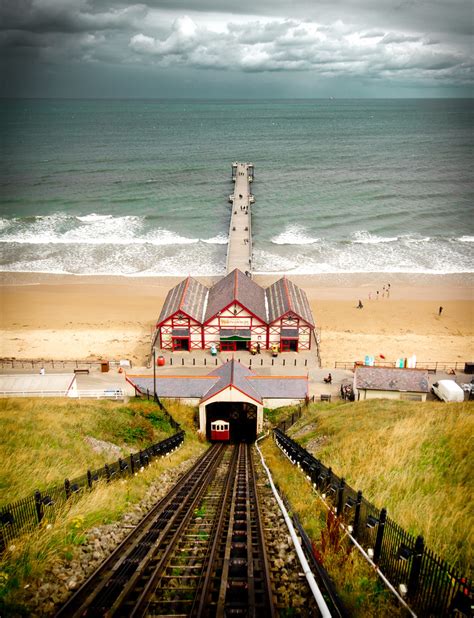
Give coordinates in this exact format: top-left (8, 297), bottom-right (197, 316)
top-left (226, 162), bottom-right (255, 275)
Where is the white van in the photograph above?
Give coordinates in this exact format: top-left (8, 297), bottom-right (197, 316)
top-left (431, 380), bottom-right (464, 402)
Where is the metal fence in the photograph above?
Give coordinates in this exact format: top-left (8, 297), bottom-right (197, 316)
top-left (274, 429), bottom-right (472, 617)
top-left (0, 431), bottom-right (184, 553)
top-left (0, 359), bottom-right (131, 371)
top-left (334, 360), bottom-right (468, 373)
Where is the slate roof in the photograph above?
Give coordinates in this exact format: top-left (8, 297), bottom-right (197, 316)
top-left (201, 360), bottom-right (263, 404)
top-left (126, 375), bottom-right (216, 398)
top-left (127, 360), bottom-right (308, 403)
top-left (247, 376), bottom-right (308, 398)
top-left (204, 269), bottom-right (267, 323)
top-left (157, 277), bottom-right (208, 325)
top-left (266, 277), bottom-right (315, 326)
top-left (354, 366), bottom-right (430, 393)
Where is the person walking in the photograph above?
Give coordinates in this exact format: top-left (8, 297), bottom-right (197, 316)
top-left (357, 299), bottom-right (363, 309)
top-left (439, 306), bottom-right (443, 316)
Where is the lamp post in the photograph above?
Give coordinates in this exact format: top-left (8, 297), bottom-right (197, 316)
top-left (152, 347), bottom-right (162, 408)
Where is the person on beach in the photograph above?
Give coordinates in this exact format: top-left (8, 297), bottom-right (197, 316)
top-left (357, 300), bottom-right (363, 309)
top-left (439, 306), bottom-right (443, 316)
top-left (376, 290), bottom-right (379, 300)
top-left (39, 367), bottom-right (45, 375)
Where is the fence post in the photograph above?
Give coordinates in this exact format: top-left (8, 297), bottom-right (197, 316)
top-left (130, 453), bottom-right (135, 475)
top-left (146, 388), bottom-right (150, 401)
top-left (64, 478), bottom-right (71, 500)
top-left (34, 490), bottom-right (43, 524)
top-left (336, 478), bottom-right (346, 516)
top-left (87, 470), bottom-right (92, 489)
top-left (408, 535), bottom-right (424, 598)
top-left (373, 507), bottom-right (387, 564)
top-left (352, 490), bottom-right (363, 539)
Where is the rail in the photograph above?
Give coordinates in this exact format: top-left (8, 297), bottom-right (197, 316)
top-left (273, 429), bottom-right (472, 617)
top-left (56, 444), bottom-right (226, 617)
top-left (334, 360), bottom-right (469, 373)
top-left (0, 358), bottom-right (131, 371)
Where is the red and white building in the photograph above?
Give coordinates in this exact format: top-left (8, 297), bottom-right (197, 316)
top-left (153, 269), bottom-right (315, 352)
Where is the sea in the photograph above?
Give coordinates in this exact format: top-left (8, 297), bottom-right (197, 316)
top-left (0, 98), bottom-right (472, 277)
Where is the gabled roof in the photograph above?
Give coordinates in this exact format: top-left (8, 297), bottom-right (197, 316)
top-left (204, 269), bottom-right (267, 323)
top-left (201, 360), bottom-right (263, 404)
top-left (354, 366), bottom-right (430, 393)
top-left (157, 276), bottom-right (208, 325)
top-left (126, 361), bottom-right (308, 404)
top-left (266, 277), bottom-right (315, 326)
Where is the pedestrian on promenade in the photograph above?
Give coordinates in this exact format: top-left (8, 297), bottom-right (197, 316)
top-left (256, 342), bottom-right (261, 354)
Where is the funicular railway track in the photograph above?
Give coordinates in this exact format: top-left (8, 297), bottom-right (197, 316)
top-left (56, 444), bottom-right (276, 617)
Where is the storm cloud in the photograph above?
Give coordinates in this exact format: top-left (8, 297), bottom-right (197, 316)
top-left (1, 0), bottom-right (472, 97)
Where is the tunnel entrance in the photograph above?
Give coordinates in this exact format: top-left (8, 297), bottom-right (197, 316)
top-left (205, 401), bottom-right (257, 442)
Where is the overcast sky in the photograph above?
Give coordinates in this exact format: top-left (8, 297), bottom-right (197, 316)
top-left (1, 0), bottom-right (472, 98)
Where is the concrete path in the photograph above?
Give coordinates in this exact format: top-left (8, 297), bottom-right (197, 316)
top-left (226, 162), bottom-right (254, 274)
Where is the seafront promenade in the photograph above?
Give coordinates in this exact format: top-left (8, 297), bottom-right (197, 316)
top-left (226, 162), bottom-right (254, 275)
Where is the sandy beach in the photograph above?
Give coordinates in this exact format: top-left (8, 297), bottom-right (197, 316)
top-left (1, 272), bottom-right (472, 367)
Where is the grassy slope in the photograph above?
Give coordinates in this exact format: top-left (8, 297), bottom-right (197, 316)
top-left (0, 398), bottom-right (207, 613)
top-left (0, 398), bottom-right (180, 504)
top-left (285, 400), bottom-right (473, 576)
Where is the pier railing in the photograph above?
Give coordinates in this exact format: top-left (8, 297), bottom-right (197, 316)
top-left (274, 429), bottom-right (472, 617)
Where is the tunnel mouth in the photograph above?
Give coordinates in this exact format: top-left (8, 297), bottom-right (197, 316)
top-left (205, 401), bottom-right (257, 443)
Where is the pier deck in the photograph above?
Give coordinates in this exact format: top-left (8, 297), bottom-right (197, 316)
top-left (226, 162), bottom-right (254, 275)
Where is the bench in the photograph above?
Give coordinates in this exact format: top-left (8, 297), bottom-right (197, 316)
top-left (320, 394), bottom-right (331, 402)
top-left (74, 368), bottom-right (90, 375)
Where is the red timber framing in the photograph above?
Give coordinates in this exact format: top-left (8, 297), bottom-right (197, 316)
top-left (158, 311), bottom-right (202, 351)
top-left (203, 300), bottom-right (267, 349)
top-left (269, 311), bottom-right (312, 352)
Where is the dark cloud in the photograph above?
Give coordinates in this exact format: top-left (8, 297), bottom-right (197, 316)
top-left (1, 0), bottom-right (472, 97)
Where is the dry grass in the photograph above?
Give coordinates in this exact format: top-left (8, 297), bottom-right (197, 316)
top-left (260, 436), bottom-right (408, 616)
top-left (287, 400), bottom-right (474, 576)
top-left (0, 397), bottom-right (187, 504)
top-left (0, 397), bottom-right (206, 613)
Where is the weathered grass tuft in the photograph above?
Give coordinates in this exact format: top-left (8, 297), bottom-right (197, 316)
top-left (0, 397), bottom-right (206, 613)
top-left (260, 436), bottom-right (407, 616)
top-left (287, 400), bottom-right (473, 576)
top-left (0, 397), bottom-right (186, 504)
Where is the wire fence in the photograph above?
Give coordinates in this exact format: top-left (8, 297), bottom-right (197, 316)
top-left (273, 429), bottom-right (472, 617)
top-left (0, 415), bottom-right (183, 553)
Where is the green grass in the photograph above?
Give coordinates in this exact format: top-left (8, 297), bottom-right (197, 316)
top-left (0, 398), bottom-right (182, 504)
top-left (0, 397), bottom-right (207, 614)
top-left (260, 436), bottom-right (406, 616)
top-left (285, 399), bottom-right (473, 577)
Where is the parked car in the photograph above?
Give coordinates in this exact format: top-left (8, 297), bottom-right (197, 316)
top-left (431, 380), bottom-right (464, 402)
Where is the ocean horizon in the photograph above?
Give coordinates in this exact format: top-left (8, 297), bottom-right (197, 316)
top-left (1, 98), bottom-right (472, 277)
